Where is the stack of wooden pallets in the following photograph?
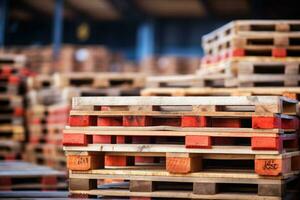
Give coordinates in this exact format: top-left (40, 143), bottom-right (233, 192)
top-left (25, 75), bottom-right (68, 170)
top-left (0, 161), bottom-right (66, 191)
top-left (198, 20), bottom-right (300, 87)
top-left (0, 55), bottom-right (28, 160)
top-left (63, 96), bottom-right (300, 199)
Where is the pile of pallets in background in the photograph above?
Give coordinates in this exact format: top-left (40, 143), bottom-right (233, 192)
top-left (24, 72), bottom-right (145, 170)
top-left (24, 75), bottom-right (68, 170)
top-left (63, 96), bottom-right (300, 199)
top-left (4, 45), bottom-right (138, 74)
top-left (198, 20), bottom-right (300, 87)
top-left (0, 161), bottom-right (66, 191)
top-left (0, 54), bottom-right (28, 160)
top-left (55, 72), bottom-right (146, 96)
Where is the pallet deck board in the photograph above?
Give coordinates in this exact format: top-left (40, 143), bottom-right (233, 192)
top-left (64, 144), bottom-right (292, 155)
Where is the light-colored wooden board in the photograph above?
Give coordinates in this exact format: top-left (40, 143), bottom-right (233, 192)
top-left (72, 96), bottom-right (291, 106)
top-left (69, 168), bottom-right (287, 183)
top-left (63, 144), bottom-right (282, 155)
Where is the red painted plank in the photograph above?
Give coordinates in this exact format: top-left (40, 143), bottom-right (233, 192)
top-left (8, 76), bottom-right (20, 85)
top-left (105, 156), bottom-right (133, 166)
top-left (231, 48), bottom-right (245, 57)
top-left (69, 116), bottom-right (97, 126)
top-left (185, 135), bottom-right (211, 148)
top-left (93, 135), bottom-right (115, 144)
top-left (251, 137), bottom-right (281, 150)
top-left (181, 116), bottom-right (207, 127)
top-left (97, 117), bottom-right (122, 126)
top-left (62, 134), bottom-right (88, 146)
top-left (272, 48), bottom-right (286, 57)
top-left (13, 107), bottom-right (24, 117)
top-left (252, 116), bottom-right (280, 129)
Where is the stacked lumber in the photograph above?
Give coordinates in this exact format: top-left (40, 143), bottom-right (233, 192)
top-left (0, 161), bottom-right (66, 191)
top-left (0, 54), bottom-right (28, 160)
top-left (63, 96), bottom-right (300, 199)
top-left (25, 75), bottom-right (68, 170)
top-left (198, 20), bottom-right (300, 87)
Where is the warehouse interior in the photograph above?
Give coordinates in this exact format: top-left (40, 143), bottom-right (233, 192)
top-left (0, 0), bottom-right (300, 199)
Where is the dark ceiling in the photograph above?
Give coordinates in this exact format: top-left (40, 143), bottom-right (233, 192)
top-left (8, 0), bottom-right (300, 22)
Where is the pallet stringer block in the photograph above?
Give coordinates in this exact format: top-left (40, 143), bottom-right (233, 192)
top-left (67, 153), bottom-right (104, 170)
top-left (258, 182), bottom-right (285, 196)
top-left (130, 180), bottom-right (154, 192)
top-left (251, 136), bottom-right (281, 151)
top-left (63, 133), bottom-right (90, 146)
top-left (181, 116), bottom-right (207, 127)
top-left (185, 135), bottom-right (211, 148)
top-left (193, 182), bottom-right (218, 195)
top-left (105, 155), bottom-right (134, 167)
top-left (166, 153), bottom-right (202, 174)
top-left (69, 115), bottom-right (97, 126)
top-left (69, 178), bottom-right (97, 190)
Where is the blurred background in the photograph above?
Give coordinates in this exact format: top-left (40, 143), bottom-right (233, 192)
top-left (2, 0), bottom-right (300, 70)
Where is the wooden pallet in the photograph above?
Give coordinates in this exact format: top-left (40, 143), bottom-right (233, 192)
top-left (141, 87), bottom-right (300, 100)
top-left (71, 96), bottom-right (298, 116)
top-left (54, 72), bottom-right (145, 89)
top-left (202, 48), bottom-right (300, 66)
top-left (64, 148), bottom-right (300, 176)
top-left (203, 33), bottom-right (300, 57)
top-left (199, 57), bottom-right (300, 87)
top-left (64, 126), bottom-right (299, 153)
top-left (64, 96), bottom-right (299, 176)
top-left (0, 161), bottom-right (66, 191)
top-left (68, 168), bottom-right (300, 199)
top-left (202, 20), bottom-right (300, 52)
